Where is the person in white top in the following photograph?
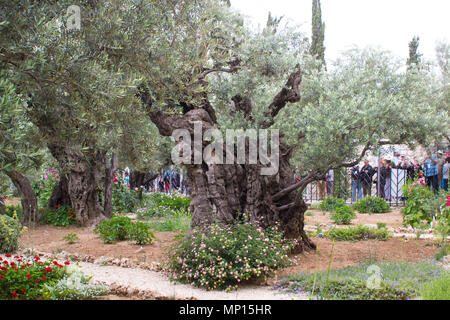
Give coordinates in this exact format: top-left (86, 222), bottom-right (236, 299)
top-left (442, 156), bottom-right (449, 191)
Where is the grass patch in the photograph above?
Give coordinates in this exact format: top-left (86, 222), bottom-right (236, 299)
top-left (277, 260), bottom-right (448, 300)
top-left (145, 210), bottom-right (191, 232)
top-left (418, 272), bottom-right (449, 300)
top-left (326, 225), bottom-right (391, 241)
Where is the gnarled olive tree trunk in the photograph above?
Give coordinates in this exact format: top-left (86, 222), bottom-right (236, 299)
top-left (5, 170), bottom-right (40, 225)
top-left (129, 169), bottom-right (157, 201)
top-left (48, 143), bottom-right (105, 226)
top-left (48, 174), bottom-right (71, 209)
top-left (103, 152), bottom-right (118, 219)
top-left (141, 65), bottom-right (315, 253)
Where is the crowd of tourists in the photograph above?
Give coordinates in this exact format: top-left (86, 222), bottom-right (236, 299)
top-left (122, 168), bottom-right (189, 195)
top-left (299, 149), bottom-right (449, 202)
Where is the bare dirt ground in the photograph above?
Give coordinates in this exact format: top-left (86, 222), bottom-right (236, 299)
top-left (7, 197), bottom-right (444, 299)
top-left (304, 208), bottom-right (404, 228)
top-left (19, 208), bottom-right (442, 277)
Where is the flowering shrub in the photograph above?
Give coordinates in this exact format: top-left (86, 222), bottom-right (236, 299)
top-left (401, 178), bottom-right (441, 228)
top-left (32, 167), bottom-right (60, 207)
top-left (164, 216), bottom-right (294, 291)
top-left (39, 205), bottom-right (76, 227)
top-left (330, 206), bottom-right (356, 225)
top-left (355, 197), bottom-right (390, 214)
top-left (0, 255), bottom-right (68, 299)
top-left (0, 214), bottom-right (24, 253)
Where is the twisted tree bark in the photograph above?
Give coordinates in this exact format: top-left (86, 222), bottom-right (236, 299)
top-left (5, 170), bottom-right (40, 225)
top-left (48, 143), bottom-right (105, 226)
top-left (141, 65), bottom-right (315, 253)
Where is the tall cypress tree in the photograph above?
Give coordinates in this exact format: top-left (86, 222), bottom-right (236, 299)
top-left (310, 0), bottom-right (326, 68)
top-left (407, 36), bottom-right (422, 69)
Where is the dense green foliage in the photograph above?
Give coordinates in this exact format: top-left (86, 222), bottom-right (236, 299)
top-left (326, 225), bottom-right (391, 241)
top-left (39, 206), bottom-right (76, 227)
top-left (3, 204), bottom-right (23, 221)
top-left (355, 197), bottom-right (390, 214)
top-left (330, 206), bottom-right (356, 225)
top-left (401, 179), bottom-right (448, 229)
top-left (165, 217), bottom-right (294, 291)
top-left (94, 216), bottom-right (154, 245)
top-left (112, 178), bottom-right (138, 214)
top-left (280, 260), bottom-right (447, 300)
top-left (0, 214), bottom-right (23, 253)
top-left (319, 196), bottom-right (346, 213)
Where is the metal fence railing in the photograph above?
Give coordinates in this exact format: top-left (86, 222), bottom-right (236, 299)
top-left (302, 168), bottom-right (410, 207)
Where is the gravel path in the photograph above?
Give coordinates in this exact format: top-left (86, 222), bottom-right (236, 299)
top-left (76, 262), bottom-right (308, 300)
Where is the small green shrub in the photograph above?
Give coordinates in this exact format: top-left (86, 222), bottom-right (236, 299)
top-left (63, 233), bottom-right (80, 245)
top-left (165, 215), bottom-right (294, 291)
top-left (319, 197), bottom-right (346, 213)
top-left (128, 221), bottom-right (155, 245)
top-left (377, 223), bottom-right (387, 230)
top-left (418, 273), bottom-right (449, 300)
top-left (0, 214), bottom-right (23, 253)
top-left (40, 205), bottom-right (76, 227)
top-left (331, 206), bottom-right (356, 225)
top-left (112, 175), bottom-right (138, 213)
top-left (401, 179), bottom-right (439, 228)
top-left (94, 216), bottom-right (154, 245)
top-left (305, 211), bottom-right (314, 217)
top-left (4, 205), bottom-right (23, 221)
top-left (326, 225), bottom-right (391, 241)
top-left (355, 197), bottom-right (390, 214)
top-left (94, 216), bottom-right (133, 243)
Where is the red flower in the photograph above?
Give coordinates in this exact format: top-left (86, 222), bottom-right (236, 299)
top-left (5, 254), bottom-right (11, 257)
top-left (0, 274), bottom-right (4, 279)
top-left (35, 279), bottom-right (40, 283)
top-left (41, 276), bottom-right (47, 280)
top-left (34, 256), bottom-right (40, 261)
top-left (0, 257), bottom-right (2, 261)
top-left (11, 292), bottom-right (17, 298)
top-left (26, 274), bottom-right (32, 279)
top-left (64, 261), bottom-right (70, 265)
top-left (45, 267), bottom-right (52, 272)
top-left (21, 289), bottom-right (25, 294)
top-left (53, 261), bottom-right (59, 265)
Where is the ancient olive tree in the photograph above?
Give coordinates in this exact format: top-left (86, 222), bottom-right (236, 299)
top-left (0, 76), bottom-right (43, 224)
top-left (120, 1), bottom-right (447, 252)
top-left (0, 0), bottom-right (143, 225)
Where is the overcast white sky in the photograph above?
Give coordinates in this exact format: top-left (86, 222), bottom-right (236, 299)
top-left (230, 0), bottom-right (450, 65)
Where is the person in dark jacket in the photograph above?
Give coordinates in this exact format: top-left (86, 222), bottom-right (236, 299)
top-left (351, 165), bottom-right (362, 202)
top-left (360, 160), bottom-right (374, 198)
